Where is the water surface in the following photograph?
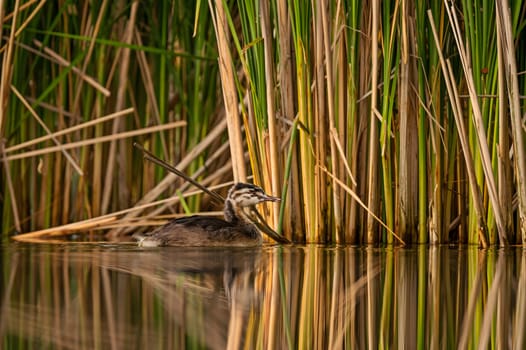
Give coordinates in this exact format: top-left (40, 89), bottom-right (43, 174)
top-left (1, 242), bottom-right (524, 349)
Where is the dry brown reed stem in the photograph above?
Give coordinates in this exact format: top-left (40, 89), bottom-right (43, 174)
top-left (10, 85), bottom-right (84, 175)
top-left (10, 237), bottom-right (76, 246)
top-left (2, 121), bottom-right (186, 161)
top-left (319, 0), bottom-right (341, 242)
top-left (348, 31), bottom-right (369, 243)
top-left (276, 0), bottom-right (302, 238)
top-left (313, 1), bottom-right (328, 242)
top-left (12, 0), bottom-right (46, 38)
top-left (427, 11), bottom-right (489, 248)
top-left (496, 13), bottom-right (513, 237)
top-left (101, 1), bottom-right (138, 214)
top-left (11, 216), bottom-right (118, 241)
top-left (0, 0), bottom-right (19, 136)
top-left (12, 185), bottom-right (231, 242)
top-left (1, 0), bottom-right (36, 23)
top-left (4, 107), bottom-right (134, 153)
top-left (331, 129), bottom-right (356, 187)
top-left (209, 0), bottom-right (246, 182)
top-left (366, 0), bottom-right (380, 243)
top-left (334, 1), bottom-right (346, 239)
top-left (446, 61), bottom-right (489, 248)
top-left (260, 0), bottom-right (280, 229)
top-left (1, 140), bottom-right (21, 232)
top-left (496, 0), bottom-right (526, 243)
top-left (32, 39), bottom-right (111, 97)
top-left (398, 0), bottom-right (419, 242)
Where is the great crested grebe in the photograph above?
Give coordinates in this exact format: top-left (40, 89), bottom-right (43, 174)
top-left (134, 182), bottom-right (281, 247)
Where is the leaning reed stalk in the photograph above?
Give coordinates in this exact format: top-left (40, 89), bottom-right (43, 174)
top-left (452, 0), bottom-right (507, 245)
top-left (1, 121), bottom-right (186, 162)
top-left (428, 11), bottom-right (489, 247)
top-left (496, 0), bottom-right (526, 243)
top-left (496, 10), bottom-right (513, 239)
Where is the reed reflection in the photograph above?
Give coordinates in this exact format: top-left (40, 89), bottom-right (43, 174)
top-left (0, 244), bottom-right (525, 349)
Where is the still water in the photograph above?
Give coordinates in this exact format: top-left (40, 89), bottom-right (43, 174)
top-left (0, 242), bottom-right (524, 349)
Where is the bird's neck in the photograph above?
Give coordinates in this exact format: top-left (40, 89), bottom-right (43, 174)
top-left (224, 198), bottom-right (250, 224)
top-left (224, 199), bottom-right (260, 240)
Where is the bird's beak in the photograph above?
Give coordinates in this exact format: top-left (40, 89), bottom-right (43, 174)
top-left (263, 194), bottom-right (281, 202)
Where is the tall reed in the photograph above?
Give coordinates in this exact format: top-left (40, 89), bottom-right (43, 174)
top-left (1, 1), bottom-right (525, 246)
top-left (209, 0), bottom-right (526, 245)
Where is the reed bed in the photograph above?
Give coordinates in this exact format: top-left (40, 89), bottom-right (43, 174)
top-left (210, 0), bottom-right (526, 246)
top-left (1, 1), bottom-right (526, 246)
top-left (0, 1), bottom-right (228, 239)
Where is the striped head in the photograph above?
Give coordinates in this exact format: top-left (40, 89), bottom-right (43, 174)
top-left (224, 183), bottom-right (280, 223)
top-left (227, 183), bottom-right (280, 206)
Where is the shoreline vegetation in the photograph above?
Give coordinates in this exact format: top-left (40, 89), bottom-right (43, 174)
top-left (1, 1), bottom-right (525, 246)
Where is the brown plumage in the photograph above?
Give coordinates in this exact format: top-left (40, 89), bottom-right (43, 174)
top-left (134, 183), bottom-right (280, 247)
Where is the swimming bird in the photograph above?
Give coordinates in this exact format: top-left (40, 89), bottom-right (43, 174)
top-left (134, 183), bottom-right (280, 247)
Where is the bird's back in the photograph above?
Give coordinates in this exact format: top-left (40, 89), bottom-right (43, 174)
top-left (134, 215), bottom-right (262, 247)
